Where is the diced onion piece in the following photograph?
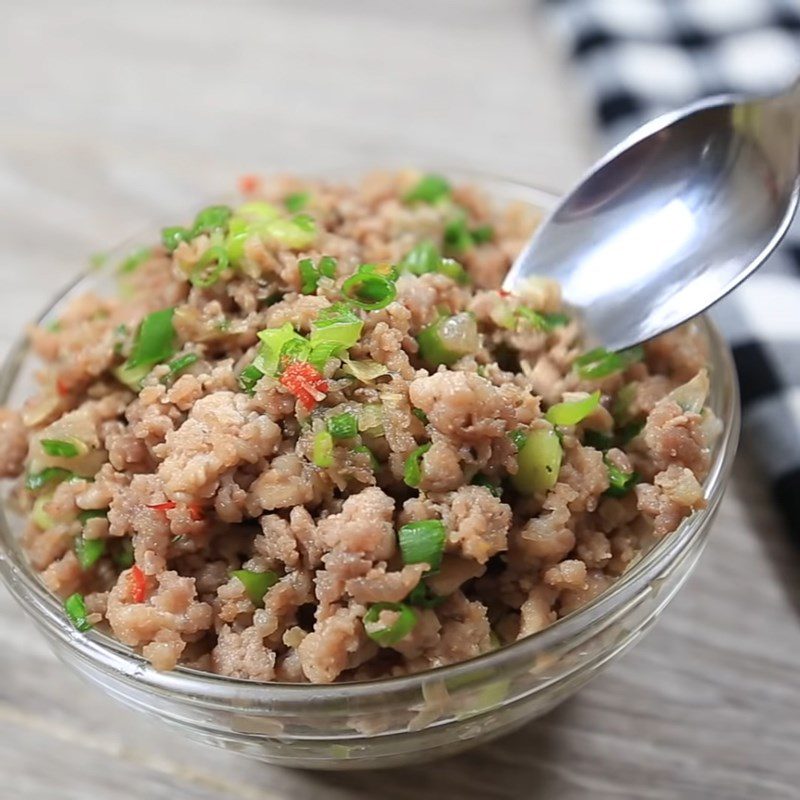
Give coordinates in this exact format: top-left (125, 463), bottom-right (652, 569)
top-left (667, 369), bottom-right (710, 415)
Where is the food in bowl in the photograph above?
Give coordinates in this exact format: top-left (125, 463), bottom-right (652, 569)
top-left (0, 171), bottom-right (720, 684)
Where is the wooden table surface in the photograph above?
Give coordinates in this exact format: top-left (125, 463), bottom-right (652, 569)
top-left (1, 2), bottom-right (799, 798)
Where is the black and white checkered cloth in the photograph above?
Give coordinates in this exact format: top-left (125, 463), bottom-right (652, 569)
top-left (544, 0), bottom-right (800, 538)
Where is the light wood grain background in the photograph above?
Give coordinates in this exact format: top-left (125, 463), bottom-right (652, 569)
top-left (1, 2), bottom-right (799, 798)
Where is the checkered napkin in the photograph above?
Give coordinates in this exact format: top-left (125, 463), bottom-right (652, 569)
top-left (543, 0), bottom-right (800, 536)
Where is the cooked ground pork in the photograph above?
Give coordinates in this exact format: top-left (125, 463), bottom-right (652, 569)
top-left (2, 171), bottom-right (720, 683)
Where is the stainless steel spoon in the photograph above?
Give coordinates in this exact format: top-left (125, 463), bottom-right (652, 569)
top-left (503, 85), bottom-right (800, 351)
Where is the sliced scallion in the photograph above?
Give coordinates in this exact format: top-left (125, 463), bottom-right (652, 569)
top-left (64, 593), bottom-right (92, 632)
top-left (417, 313), bottom-right (478, 367)
top-left (190, 245), bottom-right (229, 288)
top-left (516, 307), bottom-right (570, 332)
top-left (161, 226), bottom-right (192, 253)
top-left (192, 205), bottom-right (233, 236)
top-left (363, 602), bottom-right (417, 646)
top-left (403, 174), bottom-right (450, 205)
top-left (285, 191), bottom-right (310, 213)
top-left (507, 429), bottom-right (528, 450)
top-left (342, 271), bottom-right (397, 310)
top-left (118, 247), bottom-right (152, 275)
top-left (605, 458), bottom-right (639, 497)
top-left (398, 519), bottom-right (446, 573)
top-left (353, 444), bottom-right (380, 471)
top-left (310, 303), bottom-right (363, 348)
top-left (256, 323), bottom-right (307, 376)
top-left (574, 346), bottom-right (644, 380)
top-left (78, 509), bottom-right (108, 523)
top-left (40, 437), bottom-right (85, 458)
top-left (403, 443), bottom-right (432, 488)
top-left (406, 581), bottom-right (445, 608)
top-left (75, 535), bottom-right (106, 570)
top-left (231, 569), bottom-right (279, 607)
top-left (239, 364), bottom-right (265, 395)
top-left (327, 412), bottom-right (358, 440)
top-left (26, 467), bottom-right (74, 492)
top-left (298, 255), bottom-right (337, 294)
top-left (165, 352), bottom-right (199, 380)
top-left (545, 391), bottom-right (601, 426)
top-left (511, 428), bottom-right (563, 495)
top-left (471, 474), bottom-right (502, 497)
top-left (125, 308), bottom-right (177, 371)
top-left (312, 430), bottom-right (334, 468)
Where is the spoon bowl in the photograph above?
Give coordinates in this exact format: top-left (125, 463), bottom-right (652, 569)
top-left (504, 86), bottom-right (800, 350)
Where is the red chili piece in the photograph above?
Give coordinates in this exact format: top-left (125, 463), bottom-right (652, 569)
top-left (188, 503), bottom-right (204, 522)
top-left (56, 377), bottom-right (70, 396)
top-left (238, 174), bottom-right (261, 194)
top-left (279, 362), bottom-right (329, 411)
top-left (146, 500), bottom-right (177, 512)
top-left (130, 565), bottom-right (147, 604)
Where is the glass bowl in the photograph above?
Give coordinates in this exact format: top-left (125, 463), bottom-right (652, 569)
top-left (0, 173), bottom-right (740, 770)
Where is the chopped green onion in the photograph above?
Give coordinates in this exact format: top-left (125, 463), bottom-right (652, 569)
top-left (75, 535), bottom-right (106, 570)
top-left (583, 430), bottom-right (615, 451)
top-left (231, 569), bottom-right (279, 607)
top-left (285, 191), bottom-right (310, 213)
top-left (262, 215), bottom-right (317, 249)
top-left (511, 428), bottom-right (563, 495)
top-left (113, 540), bottom-right (135, 569)
top-left (327, 412), bottom-right (358, 440)
top-left (444, 216), bottom-right (474, 253)
top-left (236, 201), bottom-right (280, 222)
top-left (471, 224), bottom-right (494, 244)
top-left (400, 242), bottom-right (469, 284)
top-left (342, 271), bottom-right (397, 310)
top-left (125, 308), bottom-right (177, 371)
top-left (26, 467), bottom-right (74, 492)
top-left (364, 602), bottom-right (417, 646)
top-left (256, 323), bottom-right (307, 376)
top-left (190, 245), bottom-right (229, 288)
top-left (307, 340), bottom-right (342, 371)
top-left (353, 444), bottom-right (380, 470)
top-left (359, 262), bottom-right (401, 281)
top-left (312, 430), bottom-right (334, 468)
top-left (411, 407), bottom-right (428, 424)
top-left (398, 519), bottom-right (446, 573)
top-left (438, 258), bottom-right (469, 285)
top-left (417, 313), bottom-right (478, 367)
top-left (605, 458), bottom-right (639, 497)
top-left (508, 429), bottom-right (528, 450)
top-left (118, 247), bottom-right (152, 275)
top-left (298, 255), bottom-right (337, 294)
top-left (515, 307), bottom-right (570, 332)
top-left (403, 174), bottom-right (451, 204)
top-left (574, 346), bottom-right (644, 380)
top-left (40, 437), bottom-right (85, 458)
top-left (78, 509), bottom-right (108, 523)
top-left (165, 352), bottom-right (199, 380)
top-left (340, 358), bottom-right (388, 383)
top-left (401, 241), bottom-right (441, 276)
top-left (162, 226), bottom-right (192, 253)
top-left (192, 205), bottom-right (233, 236)
top-left (545, 391), bottom-right (601, 426)
top-left (471, 474), bottom-right (502, 497)
top-left (406, 581), bottom-right (445, 608)
top-left (239, 364), bottom-right (264, 395)
top-left (310, 303), bottom-right (363, 348)
top-left (403, 443), bottom-right (432, 488)
top-left (64, 593), bottom-right (93, 632)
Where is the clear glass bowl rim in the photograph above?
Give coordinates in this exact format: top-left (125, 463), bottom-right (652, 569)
top-left (0, 169), bottom-right (741, 707)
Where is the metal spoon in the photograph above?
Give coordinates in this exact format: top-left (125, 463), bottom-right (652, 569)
top-left (503, 85), bottom-right (800, 351)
